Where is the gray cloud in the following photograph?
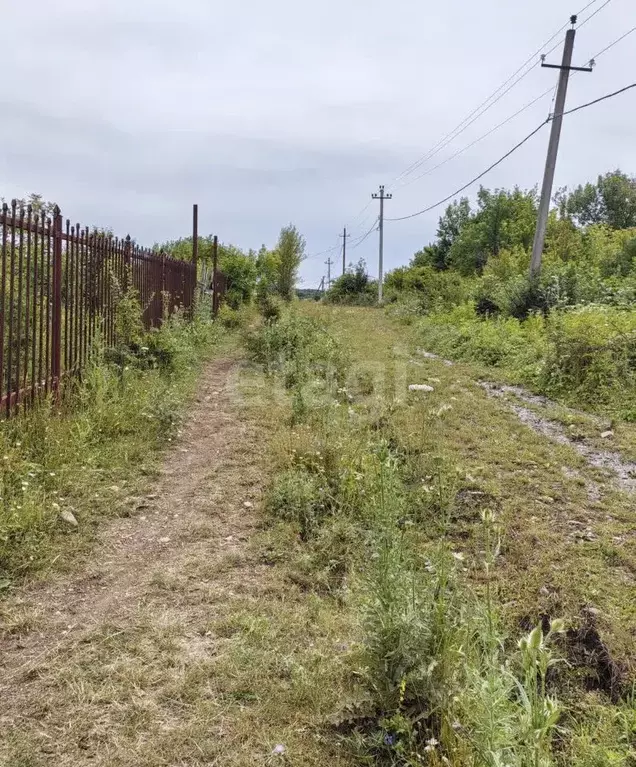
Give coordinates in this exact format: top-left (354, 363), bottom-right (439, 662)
top-left (1, 0), bottom-right (634, 285)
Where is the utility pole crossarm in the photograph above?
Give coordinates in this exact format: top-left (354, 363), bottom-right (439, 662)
top-left (530, 14), bottom-right (592, 277)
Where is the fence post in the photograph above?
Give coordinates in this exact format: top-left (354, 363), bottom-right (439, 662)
top-left (123, 234), bottom-right (131, 292)
top-left (51, 206), bottom-right (63, 394)
top-left (192, 203), bottom-right (198, 273)
top-left (212, 234), bottom-right (219, 318)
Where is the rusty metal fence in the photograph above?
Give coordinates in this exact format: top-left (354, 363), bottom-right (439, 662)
top-left (0, 200), bottom-right (196, 417)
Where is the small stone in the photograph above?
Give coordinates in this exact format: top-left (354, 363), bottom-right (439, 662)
top-left (59, 510), bottom-right (78, 528)
top-left (585, 606), bottom-right (601, 618)
top-left (243, 501), bottom-right (254, 509)
top-left (409, 384), bottom-right (434, 392)
top-left (601, 430), bottom-right (614, 439)
top-left (159, 536), bottom-right (171, 543)
top-left (271, 744), bottom-right (286, 756)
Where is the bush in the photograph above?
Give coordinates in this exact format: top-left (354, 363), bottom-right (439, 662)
top-left (384, 265), bottom-right (468, 313)
top-left (325, 260), bottom-right (378, 305)
top-left (265, 469), bottom-right (326, 539)
top-left (540, 307), bottom-right (636, 404)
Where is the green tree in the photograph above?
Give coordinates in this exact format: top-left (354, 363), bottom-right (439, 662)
top-left (159, 236), bottom-right (257, 307)
top-left (325, 259), bottom-right (377, 305)
top-left (562, 170), bottom-right (636, 229)
top-left (275, 224), bottom-right (305, 301)
top-left (412, 198), bottom-right (471, 271)
top-left (448, 187), bottom-right (537, 274)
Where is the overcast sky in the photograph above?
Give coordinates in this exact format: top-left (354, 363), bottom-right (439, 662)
top-left (1, 0), bottom-right (634, 287)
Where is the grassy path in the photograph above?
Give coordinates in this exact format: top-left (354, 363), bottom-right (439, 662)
top-left (0, 358), bottom-right (272, 765)
top-left (1, 305), bottom-right (635, 765)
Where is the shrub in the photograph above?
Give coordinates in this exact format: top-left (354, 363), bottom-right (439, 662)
top-left (540, 307), bottom-right (636, 404)
top-left (265, 468), bottom-right (326, 539)
top-left (325, 260), bottom-right (378, 306)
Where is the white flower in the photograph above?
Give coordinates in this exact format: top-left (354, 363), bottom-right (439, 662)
top-left (424, 737), bottom-right (439, 752)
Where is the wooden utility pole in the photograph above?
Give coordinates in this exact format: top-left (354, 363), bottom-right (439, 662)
top-left (325, 257), bottom-right (334, 289)
top-left (339, 227), bottom-right (350, 275)
top-left (372, 185), bottom-right (391, 302)
top-left (530, 15), bottom-right (592, 276)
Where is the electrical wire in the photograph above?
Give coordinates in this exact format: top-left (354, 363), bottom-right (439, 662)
top-left (305, 241), bottom-right (341, 261)
top-left (387, 5), bottom-right (603, 191)
top-left (397, 85), bottom-right (555, 190)
top-left (577, 0), bottom-right (614, 29)
top-left (348, 218), bottom-right (379, 250)
top-left (586, 24), bottom-right (636, 63)
top-left (558, 81), bottom-right (636, 117)
top-left (386, 81), bottom-right (636, 223)
top-left (387, 123), bottom-right (547, 222)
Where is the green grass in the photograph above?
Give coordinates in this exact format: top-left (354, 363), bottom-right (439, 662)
top-left (0, 307), bottom-right (233, 585)
top-left (235, 303), bottom-right (636, 765)
top-left (4, 300), bottom-right (636, 765)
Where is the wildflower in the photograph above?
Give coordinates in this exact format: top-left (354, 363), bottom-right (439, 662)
top-left (271, 744), bottom-right (286, 756)
top-left (383, 733), bottom-right (396, 746)
top-left (424, 737), bottom-right (439, 752)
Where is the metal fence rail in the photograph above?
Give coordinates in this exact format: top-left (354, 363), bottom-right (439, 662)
top-left (0, 201), bottom-right (196, 417)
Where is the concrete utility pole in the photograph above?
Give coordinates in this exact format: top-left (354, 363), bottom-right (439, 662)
top-left (530, 15), bottom-right (592, 277)
top-left (325, 257), bottom-right (334, 289)
top-left (319, 276), bottom-right (325, 294)
top-left (339, 227), bottom-right (350, 275)
top-left (372, 185), bottom-right (392, 303)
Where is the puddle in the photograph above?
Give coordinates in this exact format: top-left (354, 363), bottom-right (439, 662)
top-left (481, 382), bottom-right (636, 495)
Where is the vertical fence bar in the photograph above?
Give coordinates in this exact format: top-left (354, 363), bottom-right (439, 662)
top-left (68, 226), bottom-right (75, 372)
top-left (44, 214), bottom-right (52, 393)
top-left (0, 204), bottom-right (7, 407)
top-left (212, 234), bottom-right (219, 318)
top-left (64, 219), bottom-right (70, 373)
top-left (6, 201), bottom-right (17, 416)
top-left (15, 205), bottom-right (25, 409)
top-left (73, 227), bottom-right (80, 372)
top-left (79, 231), bottom-right (87, 368)
top-left (23, 206), bottom-right (33, 394)
top-left (51, 207), bottom-right (63, 394)
top-left (87, 232), bottom-right (94, 360)
top-left (38, 211), bottom-right (46, 394)
top-left (30, 208), bottom-right (39, 400)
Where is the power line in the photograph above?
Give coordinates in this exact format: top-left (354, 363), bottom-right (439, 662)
top-left (559, 81), bottom-right (636, 117)
top-left (387, 6), bottom-right (603, 191)
top-left (586, 24), bottom-right (636, 63)
top-left (387, 123), bottom-right (547, 222)
top-left (348, 217), bottom-right (378, 250)
top-left (398, 85), bottom-right (555, 190)
top-left (577, 0), bottom-right (614, 29)
top-left (386, 81), bottom-right (636, 223)
top-left (390, 62), bottom-right (546, 188)
top-left (305, 241), bottom-right (340, 261)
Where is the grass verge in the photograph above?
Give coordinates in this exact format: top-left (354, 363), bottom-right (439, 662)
top-left (233, 303), bottom-right (636, 765)
top-left (0, 304), bottom-right (235, 587)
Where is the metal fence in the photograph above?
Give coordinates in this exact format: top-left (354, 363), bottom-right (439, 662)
top-left (0, 200), bottom-right (196, 417)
